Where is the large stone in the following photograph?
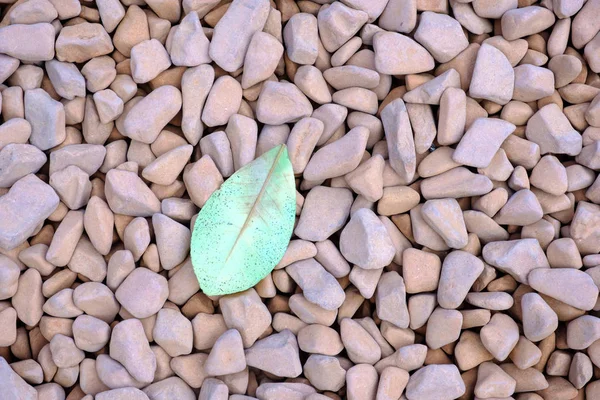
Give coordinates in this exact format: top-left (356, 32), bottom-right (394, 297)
top-left (452, 117), bottom-right (515, 168)
top-left (24, 88), bottom-right (66, 151)
top-left (526, 103), bottom-right (582, 156)
top-left (340, 208), bottom-right (395, 270)
top-left (110, 319), bottom-right (156, 384)
top-left (0, 175), bottom-right (59, 250)
top-left (0, 23), bottom-right (55, 62)
top-left (570, 201), bottom-right (600, 255)
top-left (405, 364), bottom-right (465, 400)
top-left (209, 0), bottom-right (270, 72)
top-left (373, 32), bottom-right (434, 75)
top-left (105, 169), bottom-right (161, 217)
top-left (0, 357), bottom-right (37, 400)
top-left (55, 23), bottom-right (114, 63)
top-left (528, 268), bottom-right (599, 311)
top-left (381, 99), bottom-right (416, 182)
top-left (245, 329), bottom-right (302, 378)
top-left (482, 239), bottom-right (549, 284)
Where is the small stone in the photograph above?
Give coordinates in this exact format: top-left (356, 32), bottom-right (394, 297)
top-left (340, 208), bottom-right (395, 270)
top-left (283, 13), bottom-right (318, 65)
top-left (372, 271), bottom-right (408, 330)
top-left (526, 103), bottom-right (582, 156)
top-left (50, 165), bottom-right (91, 210)
top-left (480, 313), bottom-right (519, 361)
top-left (96, 388), bottom-right (149, 400)
top-left (303, 355), bottom-right (346, 392)
top-left (168, 12), bottom-right (211, 67)
top-left (513, 65), bottom-right (556, 102)
top-left (199, 131), bottom-right (234, 178)
top-left (373, 32), bottom-right (434, 75)
top-left (528, 268), bottom-right (599, 311)
top-left (49, 334), bottom-right (84, 368)
top-left (72, 315), bottom-right (110, 352)
top-left (84, 196), bottom-right (114, 255)
top-left (509, 336), bottom-right (542, 370)
top-left (0, 23), bottom-right (55, 62)
top-left (143, 377), bottom-right (195, 400)
top-left (245, 329), bottom-right (302, 378)
top-left (153, 308), bottom-right (193, 357)
top-left (93, 90), bottom-right (124, 124)
top-left (317, 2), bottom-right (368, 53)
top-left (426, 308), bottom-right (462, 350)
top-left (437, 250), bottom-right (484, 309)
top-left (152, 213), bottom-right (191, 270)
top-left (202, 76), bottom-right (243, 127)
top-left (219, 288), bottom-right (272, 348)
top-left (242, 32), bottom-right (283, 89)
top-left (209, 0), bottom-right (270, 72)
top-left (453, 117), bottom-right (515, 168)
top-left (0, 357), bottom-right (37, 400)
top-left (567, 315), bottom-right (600, 350)
top-left (494, 189), bottom-right (544, 226)
top-left (110, 319), bottom-right (156, 384)
top-left (286, 258), bottom-right (345, 311)
top-left (205, 329), bottom-right (246, 376)
top-left (474, 362), bottom-right (516, 398)
top-left (501, 6), bottom-right (556, 41)
top-left (116, 268), bottom-right (169, 318)
top-left (45, 60), bottom-right (86, 100)
top-left (256, 81), bottom-right (313, 125)
top-left (0, 144), bottom-right (46, 188)
top-left (295, 186), bottom-right (353, 242)
top-left (455, 331), bottom-right (494, 371)
top-left (381, 99), bottom-right (416, 182)
top-left (404, 69), bottom-right (461, 105)
top-left (346, 364), bottom-right (378, 400)
top-left (50, 144), bottom-right (106, 176)
top-left (547, 238), bottom-right (582, 269)
top-left (482, 239), bottom-right (549, 284)
top-left (405, 364), bottom-right (465, 400)
top-left (105, 169), bottom-right (161, 217)
top-left (55, 23), bottom-right (114, 63)
top-left (121, 85), bottom-right (182, 144)
top-left (297, 324), bottom-right (343, 355)
top-left (73, 282), bottom-right (119, 323)
top-left (341, 318), bottom-right (381, 364)
top-left (0, 256), bottom-right (20, 300)
top-left (255, 382), bottom-right (316, 400)
top-left (25, 88), bottom-right (66, 151)
top-left (421, 198), bottom-right (468, 249)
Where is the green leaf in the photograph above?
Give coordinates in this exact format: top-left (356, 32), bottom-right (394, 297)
top-left (191, 144), bottom-right (296, 296)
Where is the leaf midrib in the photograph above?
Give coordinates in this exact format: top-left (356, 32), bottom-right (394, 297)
top-left (224, 145), bottom-right (286, 264)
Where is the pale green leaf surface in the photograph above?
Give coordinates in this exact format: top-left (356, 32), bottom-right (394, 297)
top-left (191, 145), bottom-right (296, 296)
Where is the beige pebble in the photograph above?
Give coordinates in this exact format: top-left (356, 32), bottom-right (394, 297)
top-left (56, 23), bottom-right (114, 63)
top-left (482, 238), bottom-right (549, 284)
top-left (105, 169), bottom-right (161, 217)
top-left (469, 43), bottom-right (514, 105)
top-left (528, 268), bottom-right (598, 311)
top-left (414, 11), bottom-right (468, 63)
top-left (501, 6), bottom-right (555, 41)
top-left (219, 288), bottom-right (272, 348)
top-left (73, 282), bottom-right (119, 323)
top-left (303, 354), bottom-right (346, 392)
top-left (122, 85), bottom-right (182, 144)
top-left (421, 167), bottom-right (492, 199)
top-left (340, 208), bottom-right (395, 270)
top-left (480, 313), bottom-right (519, 361)
top-left (406, 364), bottom-right (465, 400)
top-left (438, 250), bottom-right (484, 309)
top-left (404, 69), bottom-right (461, 105)
top-left (110, 319), bottom-right (156, 384)
top-left (475, 361), bottom-right (516, 398)
top-left (209, 0), bottom-right (270, 72)
top-left (373, 32), bottom-right (434, 75)
top-left (295, 186), bottom-right (353, 242)
top-left (115, 268), bottom-right (168, 318)
top-left (421, 198), bottom-right (468, 249)
top-left (381, 99), bottom-right (416, 183)
top-left (317, 2), bottom-right (367, 53)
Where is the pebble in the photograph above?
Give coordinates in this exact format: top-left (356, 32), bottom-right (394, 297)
top-left (219, 289), bottom-right (272, 348)
top-left (414, 11), bottom-right (468, 63)
top-left (482, 239), bottom-right (549, 284)
top-left (526, 103), bottom-right (582, 156)
top-left (202, 76), bottom-right (242, 127)
top-left (244, 329), bottom-right (302, 378)
top-left (528, 268), bottom-right (599, 311)
top-left (405, 364), bottom-right (465, 400)
top-left (346, 364), bottom-right (378, 400)
top-left (475, 362), bottom-right (516, 398)
top-left (501, 6), bottom-right (556, 41)
top-left (294, 186), bottom-right (353, 242)
top-left (110, 319), bottom-right (156, 384)
top-left (340, 208), bottom-right (395, 270)
top-left (0, 23), bottom-right (55, 62)
top-left (317, 2), bottom-right (368, 53)
top-left (376, 271), bottom-right (409, 329)
top-left (121, 85), bottom-right (182, 144)
top-left (242, 32), bottom-right (283, 89)
top-left (56, 23), bottom-right (114, 63)
top-left (286, 258), bottom-right (345, 310)
top-left (105, 169), bottom-right (161, 217)
top-left (153, 308), bottom-right (192, 357)
top-left (209, 0), bottom-right (270, 72)
top-left (168, 12), bottom-right (211, 67)
top-left (303, 354), bottom-right (346, 391)
top-left (115, 268), bottom-right (168, 318)
top-left (72, 315), bottom-right (110, 352)
top-left (480, 313), bottom-right (519, 361)
top-left (25, 88), bottom-right (66, 151)
top-left (204, 328), bottom-right (246, 376)
top-left (373, 32), bottom-right (434, 75)
top-left (421, 198), bottom-right (468, 249)
top-left (452, 117), bottom-right (515, 168)
top-left (256, 81), bottom-right (313, 125)
top-left (438, 250), bottom-right (484, 309)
